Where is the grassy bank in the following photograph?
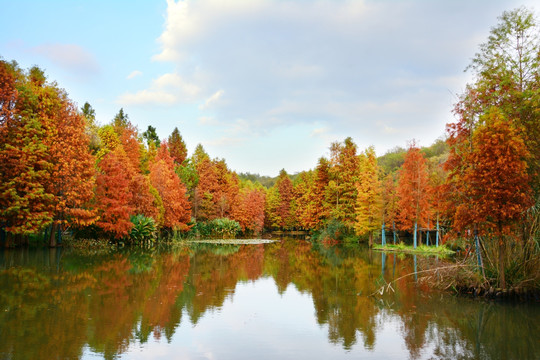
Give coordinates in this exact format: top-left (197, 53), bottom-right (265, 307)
top-left (373, 243), bottom-right (455, 256)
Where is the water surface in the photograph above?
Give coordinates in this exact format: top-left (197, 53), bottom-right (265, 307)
top-left (0, 240), bottom-right (538, 359)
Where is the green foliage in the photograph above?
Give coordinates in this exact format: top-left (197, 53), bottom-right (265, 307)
top-left (176, 158), bottom-right (199, 195)
top-left (313, 219), bottom-right (357, 242)
top-left (129, 215), bottom-right (157, 243)
top-left (189, 218), bottom-right (241, 239)
top-left (112, 108), bottom-right (129, 131)
top-left (95, 125), bottom-right (120, 161)
top-left (378, 146), bottom-right (406, 175)
top-left (373, 243), bottom-right (455, 256)
top-left (142, 125), bottom-right (160, 147)
top-left (420, 138), bottom-right (448, 160)
top-left (81, 102), bottom-right (100, 154)
top-left (378, 139), bottom-right (449, 175)
top-left (238, 172), bottom-right (276, 188)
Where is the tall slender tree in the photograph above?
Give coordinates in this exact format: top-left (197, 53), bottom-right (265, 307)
top-left (455, 7), bottom-right (540, 196)
top-left (327, 137), bottom-right (360, 229)
top-left (41, 85), bottom-right (97, 245)
top-left (0, 62), bottom-right (53, 238)
top-left (95, 147), bottom-right (134, 239)
top-left (458, 108), bottom-right (532, 288)
top-left (168, 127), bottom-right (188, 165)
top-left (150, 142), bottom-right (191, 230)
top-left (396, 143), bottom-right (431, 247)
top-left (382, 173), bottom-right (399, 244)
top-left (354, 146), bottom-right (382, 247)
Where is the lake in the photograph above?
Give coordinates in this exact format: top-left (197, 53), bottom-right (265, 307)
top-left (0, 239), bottom-right (538, 359)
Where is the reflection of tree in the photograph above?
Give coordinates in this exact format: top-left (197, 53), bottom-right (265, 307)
top-left (1, 244), bottom-right (538, 359)
top-left (88, 256), bottom-right (152, 359)
top-left (0, 250), bottom-right (194, 360)
top-left (140, 254), bottom-right (190, 342)
top-left (426, 300), bottom-right (539, 360)
top-left (180, 244), bottom-right (265, 324)
top-left (0, 256), bottom-right (94, 360)
top-left (264, 241), bottom-right (381, 350)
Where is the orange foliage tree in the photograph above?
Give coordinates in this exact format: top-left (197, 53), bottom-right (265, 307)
top-left (310, 157), bottom-right (331, 230)
top-left (382, 173), bottom-right (398, 244)
top-left (274, 170), bottom-right (295, 229)
top-left (354, 146), bottom-right (382, 247)
top-left (1, 63), bottom-right (96, 245)
top-left (150, 142), bottom-right (191, 230)
top-left (428, 161), bottom-right (446, 246)
top-left (293, 171), bottom-right (314, 230)
top-left (214, 159), bottom-right (239, 219)
top-left (95, 147), bottom-right (134, 238)
top-left (232, 181), bottom-right (266, 234)
top-left (119, 123), bottom-right (161, 222)
top-left (396, 143), bottom-right (431, 247)
top-left (40, 84), bottom-right (97, 245)
top-left (327, 137), bottom-right (360, 229)
top-left (193, 148), bottom-right (219, 221)
top-left (457, 108), bottom-right (532, 287)
top-left (0, 62), bottom-right (54, 238)
top-left (168, 127), bottom-right (188, 165)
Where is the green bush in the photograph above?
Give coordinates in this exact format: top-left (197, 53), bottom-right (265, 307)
top-left (190, 218), bottom-right (241, 239)
top-left (129, 215), bottom-right (157, 243)
top-left (313, 219), bottom-right (357, 242)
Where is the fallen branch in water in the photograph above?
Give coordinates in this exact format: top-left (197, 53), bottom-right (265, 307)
top-left (369, 263), bottom-right (479, 297)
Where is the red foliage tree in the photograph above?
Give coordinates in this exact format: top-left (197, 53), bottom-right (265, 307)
top-left (194, 156), bottom-right (219, 221)
top-left (168, 127), bottom-right (188, 165)
top-left (232, 181), bottom-right (266, 234)
top-left (1, 63), bottom-right (96, 245)
top-left (457, 109), bottom-right (532, 287)
top-left (0, 62), bottom-right (53, 237)
top-left (95, 147), bottom-right (134, 238)
top-left (40, 86), bottom-right (97, 245)
top-left (382, 173), bottom-right (398, 239)
top-left (354, 147), bottom-right (382, 246)
top-left (214, 159), bottom-right (239, 219)
top-left (118, 122), bottom-right (161, 222)
top-left (150, 142), bottom-right (191, 230)
top-left (294, 171), bottom-right (314, 230)
top-left (311, 157), bottom-right (331, 230)
top-left (327, 137), bottom-right (360, 228)
top-left (396, 143), bottom-right (431, 246)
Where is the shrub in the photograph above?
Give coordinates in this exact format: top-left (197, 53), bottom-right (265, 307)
top-left (129, 215), bottom-right (157, 243)
top-left (190, 218), bottom-right (241, 239)
top-left (313, 219), bottom-right (357, 242)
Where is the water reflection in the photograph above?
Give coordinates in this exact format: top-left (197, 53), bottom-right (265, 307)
top-left (0, 241), bottom-right (538, 359)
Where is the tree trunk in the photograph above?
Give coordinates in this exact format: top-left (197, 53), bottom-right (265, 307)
top-left (498, 221), bottom-right (506, 289)
top-left (436, 216), bottom-right (440, 247)
top-left (368, 231), bottom-right (373, 248)
top-left (49, 223), bottom-right (57, 247)
top-left (5, 232), bottom-right (13, 248)
top-left (474, 227), bottom-right (486, 279)
top-left (413, 222), bottom-right (417, 248)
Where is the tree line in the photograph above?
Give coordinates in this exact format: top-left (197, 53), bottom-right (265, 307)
top-left (1, 8), bottom-right (539, 287)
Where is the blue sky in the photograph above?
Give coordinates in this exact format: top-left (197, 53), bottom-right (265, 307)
top-left (1, 0), bottom-right (536, 176)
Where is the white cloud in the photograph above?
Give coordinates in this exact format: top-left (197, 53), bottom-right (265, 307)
top-left (127, 70), bottom-right (143, 79)
top-left (310, 127), bottom-right (329, 138)
top-left (117, 71), bottom-right (200, 105)
top-left (198, 116), bottom-right (217, 125)
top-left (117, 90), bottom-right (177, 105)
top-left (199, 89), bottom-right (224, 110)
top-left (136, 0), bottom-right (525, 163)
top-left (32, 43), bottom-right (99, 75)
top-left (205, 135), bottom-right (246, 148)
top-left (381, 124), bottom-right (399, 134)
